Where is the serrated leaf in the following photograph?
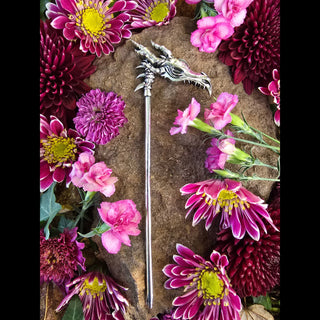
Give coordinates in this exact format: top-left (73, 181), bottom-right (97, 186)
top-left (40, 183), bottom-right (62, 222)
top-left (62, 295), bottom-right (84, 320)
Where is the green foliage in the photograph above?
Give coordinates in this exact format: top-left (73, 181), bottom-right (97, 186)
top-left (40, 183), bottom-right (62, 239)
top-left (61, 295), bottom-right (84, 320)
top-left (253, 294), bottom-right (273, 311)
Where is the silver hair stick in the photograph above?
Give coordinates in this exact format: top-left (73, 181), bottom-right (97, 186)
top-left (131, 39), bottom-right (212, 309)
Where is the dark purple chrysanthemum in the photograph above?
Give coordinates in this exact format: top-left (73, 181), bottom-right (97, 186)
top-left (218, 0), bottom-right (280, 94)
top-left (56, 271), bottom-right (129, 320)
top-left (215, 189), bottom-right (280, 297)
top-left (40, 19), bottom-right (96, 127)
top-left (73, 88), bottom-right (128, 145)
top-left (40, 228), bottom-right (86, 292)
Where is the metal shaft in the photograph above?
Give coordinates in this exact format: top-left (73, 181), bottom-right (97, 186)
top-left (145, 95), bottom-right (153, 309)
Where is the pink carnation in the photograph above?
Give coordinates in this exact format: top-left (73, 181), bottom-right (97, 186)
top-left (204, 92), bottom-right (238, 130)
top-left (69, 152), bottom-right (118, 198)
top-left (98, 200), bottom-right (141, 254)
top-left (169, 97), bottom-right (200, 135)
top-left (214, 0), bottom-right (253, 27)
top-left (190, 15), bottom-right (234, 53)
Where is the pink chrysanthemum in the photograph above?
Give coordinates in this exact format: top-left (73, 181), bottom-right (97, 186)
top-left (40, 228), bottom-right (86, 291)
top-left (46, 0), bottom-right (137, 57)
top-left (180, 178), bottom-right (278, 241)
top-left (215, 190), bottom-right (280, 297)
top-left (40, 114), bottom-right (95, 192)
top-left (40, 19), bottom-right (96, 127)
top-left (127, 0), bottom-right (177, 29)
top-left (218, 0), bottom-right (280, 94)
top-left (56, 271), bottom-right (129, 320)
top-left (163, 244), bottom-right (242, 320)
top-left (73, 88), bottom-right (128, 145)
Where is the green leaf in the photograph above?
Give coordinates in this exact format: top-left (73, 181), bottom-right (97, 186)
top-left (61, 295), bottom-right (84, 320)
top-left (58, 216), bottom-right (75, 233)
top-left (252, 294), bottom-right (273, 311)
top-left (40, 183), bottom-right (62, 239)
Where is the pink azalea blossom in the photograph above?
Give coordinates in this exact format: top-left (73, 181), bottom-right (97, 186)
top-left (69, 152), bottom-right (118, 198)
top-left (98, 200), bottom-right (141, 254)
top-left (214, 0), bottom-right (253, 27)
top-left (170, 97), bottom-right (201, 135)
top-left (258, 69), bottom-right (280, 126)
top-left (205, 130), bottom-right (235, 171)
top-left (190, 15), bottom-right (234, 53)
top-left (204, 92), bottom-right (238, 130)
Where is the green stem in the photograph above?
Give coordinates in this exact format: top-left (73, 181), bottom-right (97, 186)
top-left (250, 126), bottom-right (280, 144)
top-left (252, 159), bottom-right (278, 171)
top-left (222, 134), bottom-right (280, 153)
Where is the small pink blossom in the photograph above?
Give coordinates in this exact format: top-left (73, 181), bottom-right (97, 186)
top-left (258, 69), bottom-right (280, 126)
top-left (170, 97), bottom-right (200, 135)
top-left (69, 152), bottom-right (118, 197)
top-left (190, 15), bottom-right (234, 53)
top-left (204, 92), bottom-right (238, 129)
top-left (214, 0), bottom-right (253, 27)
top-left (98, 200), bottom-right (141, 254)
top-left (205, 130), bottom-right (235, 172)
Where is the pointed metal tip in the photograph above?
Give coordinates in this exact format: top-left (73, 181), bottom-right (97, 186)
top-left (134, 82), bottom-right (145, 92)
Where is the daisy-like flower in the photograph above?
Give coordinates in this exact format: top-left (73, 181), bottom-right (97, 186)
top-left (163, 244), bottom-right (242, 320)
top-left (46, 0), bottom-right (138, 57)
top-left (127, 0), bottom-right (177, 29)
top-left (180, 178), bottom-right (278, 241)
top-left (73, 88), bottom-right (128, 145)
top-left (40, 19), bottom-right (96, 127)
top-left (40, 114), bottom-right (95, 192)
top-left (215, 193), bottom-right (280, 297)
top-left (56, 271), bottom-right (129, 320)
top-left (40, 228), bottom-right (86, 291)
top-left (218, 0), bottom-right (280, 94)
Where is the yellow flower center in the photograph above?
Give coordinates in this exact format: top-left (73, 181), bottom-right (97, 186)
top-left (146, 1), bottom-right (169, 22)
top-left (201, 188), bottom-right (250, 214)
top-left (42, 136), bottom-right (77, 166)
top-left (80, 276), bottom-right (107, 300)
top-left (82, 8), bottom-right (105, 35)
top-left (198, 269), bottom-right (225, 302)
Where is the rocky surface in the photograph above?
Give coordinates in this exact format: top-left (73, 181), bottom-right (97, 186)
top-left (84, 16), bottom-right (279, 319)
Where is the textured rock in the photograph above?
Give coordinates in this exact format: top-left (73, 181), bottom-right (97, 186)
top-left (85, 16), bottom-right (278, 319)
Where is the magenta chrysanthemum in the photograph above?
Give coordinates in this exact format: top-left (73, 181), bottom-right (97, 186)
top-left (40, 228), bottom-right (86, 291)
top-left (40, 19), bottom-right (96, 127)
top-left (40, 114), bottom-right (95, 192)
top-left (215, 195), bottom-right (280, 297)
top-left (163, 244), bottom-right (242, 320)
top-left (127, 0), bottom-right (177, 29)
top-left (180, 178), bottom-right (278, 241)
top-left (218, 0), bottom-right (280, 94)
top-left (73, 88), bottom-right (128, 145)
top-left (46, 0), bottom-right (138, 57)
top-left (56, 271), bottom-right (129, 320)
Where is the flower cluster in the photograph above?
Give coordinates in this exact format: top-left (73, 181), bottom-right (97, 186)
top-left (165, 82), bottom-right (280, 317)
top-left (189, 0), bottom-right (253, 53)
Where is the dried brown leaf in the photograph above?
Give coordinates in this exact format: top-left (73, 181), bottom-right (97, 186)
top-left (240, 304), bottom-right (274, 320)
top-left (40, 282), bottom-right (65, 320)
